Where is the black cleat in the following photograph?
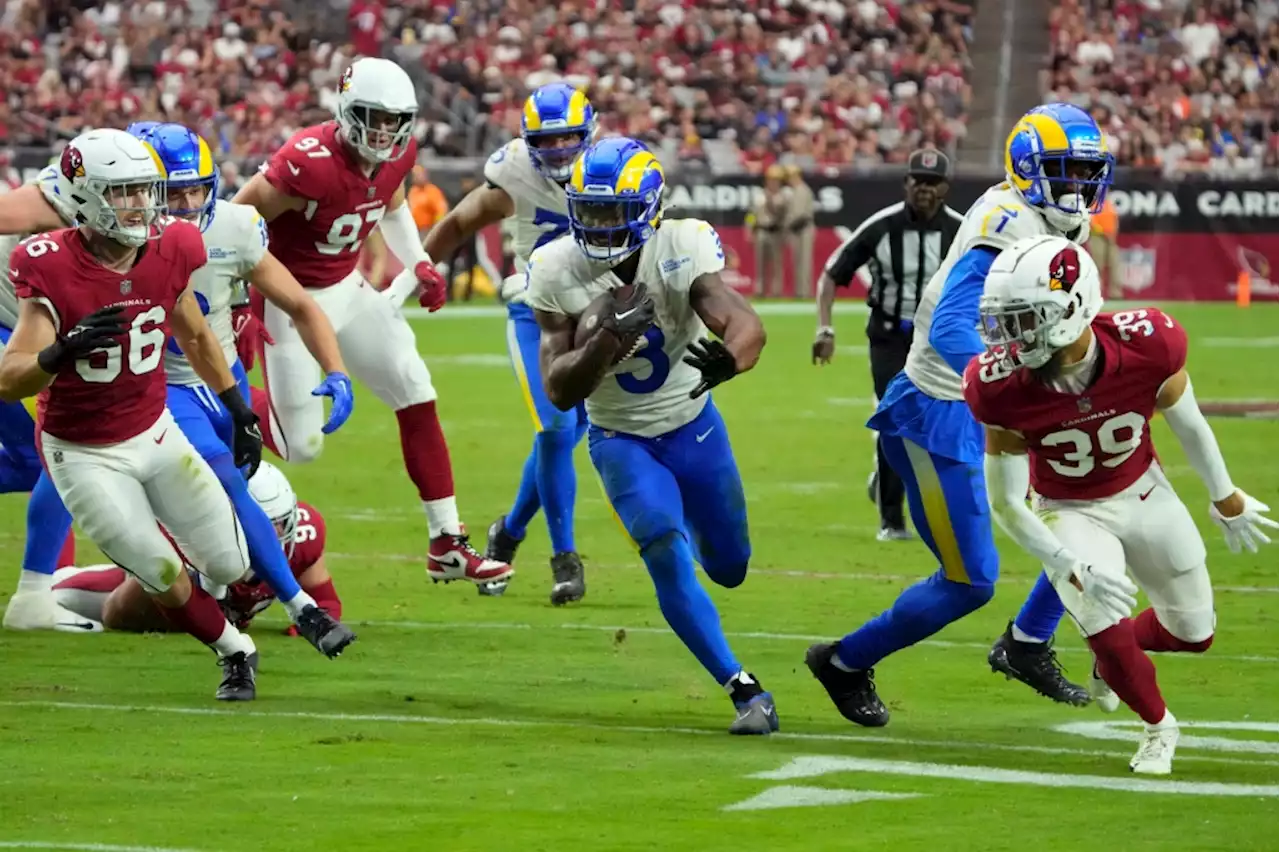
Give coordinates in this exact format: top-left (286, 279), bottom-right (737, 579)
top-left (805, 642), bottom-right (889, 727)
top-left (988, 621), bottom-right (1090, 706)
top-left (725, 671), bottom-right (779, 735)
top-left (478, 516), bottom-right (522, 597)
top-left (216, 651), bottom-right (258, 701)
top-left (549, 552), bottom-right (586, 606)
top-left (294, 605), bottom-right (357, 658)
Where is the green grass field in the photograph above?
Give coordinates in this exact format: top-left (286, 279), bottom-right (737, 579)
top-left (1, 302), bottom-right (1276, 852)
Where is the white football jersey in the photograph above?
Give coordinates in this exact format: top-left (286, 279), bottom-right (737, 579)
top-left (0, 167), bottom-right (70, 330)
top-left (164, 199), bottom-right (269, 386)
top-left (906, 183), bottom-right (1088, 401)
top-left (484, 138), bottom-right (571, 303)
top-left (525, 218), bottom-right (726, 437)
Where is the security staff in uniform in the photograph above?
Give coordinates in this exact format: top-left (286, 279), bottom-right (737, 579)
top-left (812, 149), bottom-right (962, 540)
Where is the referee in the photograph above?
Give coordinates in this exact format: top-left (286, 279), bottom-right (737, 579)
top-left (812, 149), bottom-right (962, 541)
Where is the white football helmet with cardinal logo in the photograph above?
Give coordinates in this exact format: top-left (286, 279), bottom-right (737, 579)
top-left (979, 234), bottom-right (1103, 368)
top-left (335, 58), bottom-right (418, 163)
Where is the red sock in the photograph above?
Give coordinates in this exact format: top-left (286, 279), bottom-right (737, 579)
top-left (53, 566), bottom-right (127, 592)
top-left (1134, 607), bottom-right (1213, 653)
top-left (56, 533), bottom-right (77, 569)
top-left (396, 401), bottom-right (455, 501)
top-left (1087, 619), bottom-right (1167, 724)
top-left (249, 386), bottom-right (282, 458)
top-left (304, 578), bottom-right (342, 620)
top-left (157, 584), bottom-right (228, 646)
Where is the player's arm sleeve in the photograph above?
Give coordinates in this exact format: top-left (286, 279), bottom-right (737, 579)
top-left (521, 252), bottom-right (562, 315)
top-left (689, 220), bottom-right (727, 279)
top-left (8, 245), bottom-right (59, 331)
top-left (238, 209), bottom-right (271, 276)
top-left (984, 450), bottom-right (1080, 579)
top-left (1158, 375), bottom-right (1236, 502)
top-left (823, 220), bottom-right (877, 288)
top-left (928, 246), bottom-right (997, 375)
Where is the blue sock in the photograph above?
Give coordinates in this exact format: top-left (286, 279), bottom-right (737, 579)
top-left (643, 530), bottom-right (740, 684)
top-left (836, 569), bottom-right (994, 670)
top-left (0, 446), bottom-right (40, 493)
top-left (1012, 572), bottom-right (1066, 642)
top-left (505, 437), bottom-right (541, 540)
top-left (206, 452), bottom-right (303, 602)
top-left (22, 471), bottom-right (73, 576)
top-left (535, 427), bottom-right (578, 554)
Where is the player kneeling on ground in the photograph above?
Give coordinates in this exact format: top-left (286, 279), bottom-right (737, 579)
top-left (0, 129), bottom-right (266, 701)
top-left (52, 462), bottom-right (342, 634)
top-left (963, 235), bottom-right (1277, 775)
top-left (525, 137), bottom-right (776, 735)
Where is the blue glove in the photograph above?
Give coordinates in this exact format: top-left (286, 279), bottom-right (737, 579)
top-left (312, 372), bottom-right (354, 435)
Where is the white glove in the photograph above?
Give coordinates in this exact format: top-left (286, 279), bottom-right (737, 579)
top-left (1210, 490), bottom-right (1279, 553)
top-left (1070, 562), bottom-right (1139, 624)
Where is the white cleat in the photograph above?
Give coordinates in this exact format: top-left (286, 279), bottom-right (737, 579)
top-left (876, 528), bottom-right (913, 542)
top-left (3, 590), bottom-right (103, 633)
top-left (1088, 661), bottom-right (1120, 713)
top-left (1130, 713), bottom-right (1179, 775)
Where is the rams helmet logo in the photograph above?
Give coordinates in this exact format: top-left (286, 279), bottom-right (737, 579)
top-left (60, 145), bottom-right (85, 181)
top-left (1048, 246), bottom-right (1080, 292)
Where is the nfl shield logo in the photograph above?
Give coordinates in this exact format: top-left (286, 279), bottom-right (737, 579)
top-left (120, 279), bottom-right (132, 295)
top-left (921, 151), bottom-right (938, 169)
top-left (1119, 246), bottom-right (1157, 293)
top-left (1077, 397), bottom-right (1093, 413)
top-left (367, 186), bottom-right (377, 199)
top-left (52, 450), bottom-right (63, 464)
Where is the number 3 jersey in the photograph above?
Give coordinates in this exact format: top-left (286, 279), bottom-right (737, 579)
top-left (163, 199), bottom-right (269, 386)
top-left (963, 309), bottom-right (1188, 501)
top-left (262, 122), bottom-right (417, 289)
top-left (524, 219), bottom-right (725, 437)
top-left (482, 137), bottom-right (570, 303)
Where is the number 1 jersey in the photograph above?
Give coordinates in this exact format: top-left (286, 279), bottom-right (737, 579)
top-left (261, 122), bottom-right (417, 289)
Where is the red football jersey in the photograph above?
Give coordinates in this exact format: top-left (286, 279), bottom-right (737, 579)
top-left (261, 122), bottom-right (417, 289)
top-left (964, 309), bottom-right (1188, 501)
top-left (223, 501), bottom-right (327, 624)
top-left (10, 222), bottom-right (206, 444)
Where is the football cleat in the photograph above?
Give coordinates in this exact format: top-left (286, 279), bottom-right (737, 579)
top-left (485, 515), bottom-right (523, 565)
top-left (1130, 714), bottom-right (1179, 775)
top-left (876, 527), bottom-right (913, 542)
top-left (429, 533), bottom-right (514, 585)
top-left (988, 622), bottom-right (1090, 706)
top-left (549, 552), bottom-right (586, 606)
top-left (3, 590), bottom-right (103, 633)
top-left (1088, 659), bottom-right (1120, 713)
top-left (215, 651), bottom-right (258, 701)
top-left (725, 671), bottom-right (778, 735)
top-left (805, 642), bottom-right (889, 727)
top-left (293, 605), bottom-right (357, 658)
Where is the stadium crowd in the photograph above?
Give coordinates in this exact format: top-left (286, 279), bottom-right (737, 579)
top-left (1, 0), bottom-right (974, 177)
top-left (1045, 0), bottom-right (1279, 176)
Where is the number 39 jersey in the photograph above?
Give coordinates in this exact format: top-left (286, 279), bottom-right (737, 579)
top-left (262, 122), bottom-right (417, 289)
top-left (524, 219), bottom-right (725, 437)
top-left (8, 220), bottom-right (207, 444)
top-left (963, 309), bottom-right (1188, 501)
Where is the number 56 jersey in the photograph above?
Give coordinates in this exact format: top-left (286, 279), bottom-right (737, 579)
top-left (524, 219), bottom-right (725, 437)
top-left (963, 309), bottom-right (1188, 501)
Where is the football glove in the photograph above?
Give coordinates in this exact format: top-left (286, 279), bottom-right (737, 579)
top-left (37, 305), bottom-right (128, 374)
top-left (684, 338), bottom-right (737, 399)
top-left (812, 326), bottom-right (835, 365)
top-left (1210, 490), bottom-right (1279, 553)
top-left (312, 371), bottom-right (354, 435)
top-left (219, 388), bottom-right (263, 477)
top-left (1070, 562), bottom-right (1138, 625)
top-left (599, 282), bottom-right (656, 341)
top-left (415, 260), bottom-right (448, 312)
top-left (231, 306), bottom-right (273, 371)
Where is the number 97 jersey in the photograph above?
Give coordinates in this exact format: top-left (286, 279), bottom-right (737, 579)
top-left (963, 309), bottom-right (1188, 501)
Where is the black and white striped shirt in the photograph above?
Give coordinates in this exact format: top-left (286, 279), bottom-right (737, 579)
top-left (824, 201), bottom-right (963, 325)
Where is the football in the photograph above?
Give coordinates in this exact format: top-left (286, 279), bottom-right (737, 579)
top-left (574, 286), bottom-right (645, 364)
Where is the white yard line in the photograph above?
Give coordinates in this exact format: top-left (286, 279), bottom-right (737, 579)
top-left (0, 844), bottom-right (213, 852)
top-left (1, 700), bottom-right (1271, 768)
top-left (723, 786), bottom-right (924, 812)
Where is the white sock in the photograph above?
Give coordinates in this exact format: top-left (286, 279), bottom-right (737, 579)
top-left (423, 497), bottom-right (461, 538)
top-left (16, 570), bottom-right (54, 594)
top-left (211, 621), bottom-right (257, 659)
top-left (1011, 624), bottom-right (1042, 644)
top-left (1150, 709), bottom-right (1177, 730)
top-left (281, 590), bottom-right (317, 620)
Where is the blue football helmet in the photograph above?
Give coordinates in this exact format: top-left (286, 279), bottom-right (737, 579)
top-left (129, 122), bottom-right (219, 231)
top-left (521, 83), bottom-right (596, 183)
top-left (565, 137), bottom-right (664, 264)
top-left (1004, 102), bottom-right (1115, 233)
top-left (124, 121), bottom-right (162, 140)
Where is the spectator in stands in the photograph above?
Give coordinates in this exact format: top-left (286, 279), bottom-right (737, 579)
top-left (407, 164), bottom-right (448, 240)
